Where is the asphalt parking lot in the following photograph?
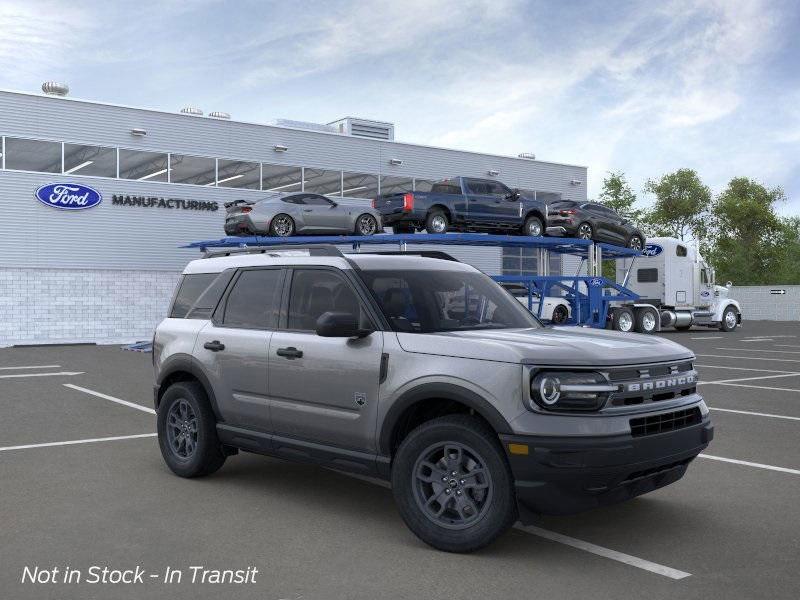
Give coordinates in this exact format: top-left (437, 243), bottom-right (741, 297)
top-left (1, 321), bottom-right (799, 600)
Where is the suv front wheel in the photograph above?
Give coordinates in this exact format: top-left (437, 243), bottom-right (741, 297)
top-left (391, 415), bottom-right (517, 553)
top-left (157, 381), bottom-right (226, 478)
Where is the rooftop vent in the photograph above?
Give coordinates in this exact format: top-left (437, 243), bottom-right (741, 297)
top-left (518, 152), bottom-right (536, 160)
top-left (42, 82), bottom-right (69, 96)
top-left (328, 117), bottom-right (394, 141)
top-left (208, 111), bottom-right (231, 119)
top-left (269, 119), bottom-right (337, 134)
top-left (180, 106), bottom-right (203, 116)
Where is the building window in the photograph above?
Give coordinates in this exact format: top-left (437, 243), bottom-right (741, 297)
top-left (4, 137), bottom-right (61, 173)
top-left (262, 164), bottom-right (302, 192)
top-left (217, 159), bottom-right (260, 189)
top-left (170, 154), bottom-right (216, 186)
top-left (63, 144), bottom-right (117, 177)
top-left (341, 172), bottom-right (379, 198)
top-left (379, 175), bottom-right (413, 195)
top-left (119, 149), bottom-right (169, 182)
top-left (304, 168), bottom-right (342, 196)
top-left (502, 248), bottom-right (538, 276)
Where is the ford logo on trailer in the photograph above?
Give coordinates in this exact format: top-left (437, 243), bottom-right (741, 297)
top-left (641, 243), bottom-right (663, 257)
top-left (35, 183), bottom-right (102, 210)
top-left (588, 277), bottom-right (604, 287)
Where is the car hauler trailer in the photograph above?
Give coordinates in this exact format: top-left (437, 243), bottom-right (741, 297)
top-left (613, 236), bottom-right (742, 333)
top-left (186, 232), bottom-right (645, 330)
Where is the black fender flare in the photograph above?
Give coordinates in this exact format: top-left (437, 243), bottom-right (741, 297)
top-left (378, 382), bottom-right (513, 456)
top-left (155, 354), bottom-right (222, 420)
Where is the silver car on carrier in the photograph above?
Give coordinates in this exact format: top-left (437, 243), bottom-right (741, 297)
top-left (224, 192), bottom-right (382, 237)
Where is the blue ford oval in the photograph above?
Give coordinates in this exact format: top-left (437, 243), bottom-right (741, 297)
top-left (35, 183), bottom-right (102, 210)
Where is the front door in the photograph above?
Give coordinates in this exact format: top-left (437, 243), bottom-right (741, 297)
top-left (301, 194), bottom-right (350, 232)
top-left (194, 267), bottom-right (284, 432)
top-left (463, 179), bottom-right (495, 226)
top-left (268, 267), bottom-right (384, 452)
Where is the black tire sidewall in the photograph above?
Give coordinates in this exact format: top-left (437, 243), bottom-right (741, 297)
top-left (157, 381), bottom-right (225, 478)
top-left (634, 308), bottom-right (656, 334)
top-left (270, 214), bottom-right (294, 237)
top-left (355, 214), bottom-right (378, 236)
top-left (612, 307), bottom-right (635, 332)
top-left (425, 210), bottom-right (448, 234)
top-left (391, 415), bottom-right (516, 553)
top-left (578, 222), bottom-right (593, 240)
top-left (552, 305), bottom-right (568, 324)
top-left (523, 216), bottom-right (543, 237)
top-left (721, 307), bottom-right (737, 332)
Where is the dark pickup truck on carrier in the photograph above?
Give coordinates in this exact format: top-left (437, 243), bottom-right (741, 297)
top-left (372, 177), bottom-right (553, 236)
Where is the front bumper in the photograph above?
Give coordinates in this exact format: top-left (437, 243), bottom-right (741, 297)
top-left (500, 417), bottom-right (713, 516)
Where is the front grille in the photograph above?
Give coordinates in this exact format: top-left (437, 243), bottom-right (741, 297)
top-left (608, 361), bottom-right (693, 382)
top-left (607, 361), bottom-right (698, 407)
top-left (629, 407), bottom-right (702, 437)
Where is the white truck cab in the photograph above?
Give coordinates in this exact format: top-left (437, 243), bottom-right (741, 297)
top-left (615, 237), bottom-right (742, 332)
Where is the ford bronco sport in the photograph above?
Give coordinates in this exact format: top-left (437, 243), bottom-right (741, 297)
top-left (153, 246), bottom-right (712, 552)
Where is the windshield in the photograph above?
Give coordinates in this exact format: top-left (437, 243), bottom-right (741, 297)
top-left (358, 269), bottom-right (542, 333)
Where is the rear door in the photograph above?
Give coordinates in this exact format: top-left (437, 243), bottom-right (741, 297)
top-left (194, 267), bottom-right (284, 432)
top-left (268, 267), bottom-right (384, 452)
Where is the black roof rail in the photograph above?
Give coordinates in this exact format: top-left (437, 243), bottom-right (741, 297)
top-left (352, 250), bottom-right (460, 262)
top-left (202, 245), bottom-right (344, 259)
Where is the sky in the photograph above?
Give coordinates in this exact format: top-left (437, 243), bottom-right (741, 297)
top-left (1, 0), bottom-right (799, 212)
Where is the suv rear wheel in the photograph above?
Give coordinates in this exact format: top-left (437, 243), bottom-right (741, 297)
top-left (157, 381), bottom-right (226, 478)
top-left (391, 415), bottom-right (516, 553)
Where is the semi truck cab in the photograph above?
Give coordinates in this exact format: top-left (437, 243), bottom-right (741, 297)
top-left (616, 237), bottom-right (742, 332)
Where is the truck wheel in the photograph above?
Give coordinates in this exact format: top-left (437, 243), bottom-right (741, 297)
top-left (269, 214), bottom-right (295, 237)
top-left (634, 307), bottom-right (657, 334)
top-left (157, 381), bottom-right (226, 478)
top-left (391, 415), bottom-right (517, 553)
top-left (720, 306), bottom-right (738, 332)
top-left (522, 215), bottom-right (543, 237)
top-left (551, 304), bottom-right (569, 324)
top-left (425, 210), bottom-right (449, 234)
top-left (612, 307), bottom-right (635, 332)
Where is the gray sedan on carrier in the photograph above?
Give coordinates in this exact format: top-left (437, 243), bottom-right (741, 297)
top-left (224, 192), bottom-right (383, 237)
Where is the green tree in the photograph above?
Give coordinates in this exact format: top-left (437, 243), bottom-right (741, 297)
top-left (707, 177), bottom-right (787, 285)
top-left (598, 171), bottom-right (641, 221)
top-left (642, 169), bottom-right (711, 241)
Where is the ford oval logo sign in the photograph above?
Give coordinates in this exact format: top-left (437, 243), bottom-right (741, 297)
top-left (588, 277), bottom-right (604, 287)
top-left (642, 243), bottom-right (663, 257)
top-left (35, 183), bottom-right (102, 210)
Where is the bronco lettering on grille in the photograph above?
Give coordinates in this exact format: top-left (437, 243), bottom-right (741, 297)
top-left (626, 374), bottom-right (695, 393)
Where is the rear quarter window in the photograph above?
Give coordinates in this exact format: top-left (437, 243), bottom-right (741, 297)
top-left (431, 181), bottom-right (462, 194)
top-left (169, 273), bottom-right (219, 318)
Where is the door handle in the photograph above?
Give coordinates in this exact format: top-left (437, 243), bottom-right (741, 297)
top-left (276, 346), bottom-right (303, 359)
top-left (203, 340), bottom-right (225, 352)
top-left (303, 209), bottom-right (313, 213)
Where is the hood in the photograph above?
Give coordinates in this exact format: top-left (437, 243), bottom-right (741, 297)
top-left (396, 326), bottom-right (693, 366)
top-left (714, 285), bottom-right (730, 299)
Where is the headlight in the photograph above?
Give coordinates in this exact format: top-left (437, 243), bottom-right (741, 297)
top-left (529, 371), bottom-right (617, 411)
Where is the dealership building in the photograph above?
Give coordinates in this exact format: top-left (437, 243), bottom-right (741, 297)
top-left (0, 84), bottom-right (589, 346)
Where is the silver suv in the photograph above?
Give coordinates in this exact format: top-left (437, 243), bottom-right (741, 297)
top-left (153, 247), bottom-right (713, 552)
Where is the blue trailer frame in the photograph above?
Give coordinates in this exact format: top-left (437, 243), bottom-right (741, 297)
top-left (185, 233), bottom-right (641, 328)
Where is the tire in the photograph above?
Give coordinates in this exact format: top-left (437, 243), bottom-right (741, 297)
top-left (720, 306), bottom-right (738, 332)
top-left (425, 209), bottom-right (449, 234)
top-left (576, 222), bottom-right (593, 240)
top-left (522, 215), bottom-right (543, 237)
top-left (269, 214), bottom-right (295, 237)
top-left (355, 213), bottom-right (379, 236)
top-left (392, 223), bottom-right (416, 234)
top-left (634, 307), bottom-right (657, 334)
top-left (391, 415), bottom-right (517, 553)
top-left (551, 304), bottom-right (569, 324)
top-left (627, 235), bottom-right (644, 251)
top-left (157, 381), bottom-right (226, 478)
top-left (612, 307), bottom-right (635, 333)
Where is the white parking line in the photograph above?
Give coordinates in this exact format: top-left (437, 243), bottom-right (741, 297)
top-left (0, 371), bottom-right (84, 379)
top-left (709, 407), bottom-right (800, 421)
top-left (696, 354), bottom-right (800, 363)
top-left (698, 373), bottom-right (800, 385)
top-left (715, 347), bottom-right (800, 355)
top-left (690, 336), bottom-right (724, 340)
top-left (775, 344), bottom-right (800, 349)
top-left (699, 454), bottom-right (800, 476)
top-left (0, 433), bottom-right (156, 453)
top-left (515, 524), bottom-right (691, 580)
top-left (706, 382), bottom-right (800, 393)
top-left (63, 384), bottom-right (156, 415)
top-left (0, 364), bottom-right (61, 370)
top-left (332, 471), bottom-right (691, 579)
top-left (695, 364), bottom-right (800, 374)
top-left (737, 339), bottom-right (773, 343)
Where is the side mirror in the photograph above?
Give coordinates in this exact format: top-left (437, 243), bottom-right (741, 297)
top-left (505, 189), bottom-right (521, 201)
top-left (315, 311), bottom-right (372, 338)
top-left (329, 201), bottom-right (338, 208)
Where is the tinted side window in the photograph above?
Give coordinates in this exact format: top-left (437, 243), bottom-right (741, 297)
top-left (282, 195), bottom-right (305, 205)
top-left (676, 245), bottom-right (688, 257)
top-left (637, 268), bottom-right (659, 283)
top-left (222, 269), bottom-right (282, 329)
top-left (304, 195), bottom-right (333, 206)
top-left (486, 181), bottom-right (510, 196)
top-left (287, 269), bottom-right (369, 331)
top-left (185, 269), bottom-right (236, 319)
top-left (466, 180), bottom-right (490, 195)
top-left (430, 181), bottom-right (461, 194)
top-left (170, 273), bottom-right (218, 318)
